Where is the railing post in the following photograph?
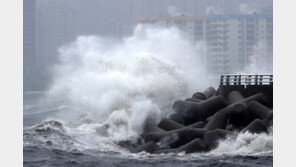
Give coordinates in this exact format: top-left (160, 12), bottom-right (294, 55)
top-left (220, 75), bottom-right (224, 85)
top-left (233, 75), bottom-right (236, 85)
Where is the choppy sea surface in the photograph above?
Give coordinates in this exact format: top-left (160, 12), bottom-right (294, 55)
top-left (24, 92), bottom-right (273, 167)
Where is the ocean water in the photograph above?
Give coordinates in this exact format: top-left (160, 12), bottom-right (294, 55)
top-left (23, 25), bottom-right (272, 167)
top-left (23, 94), bottom-right (273, 167)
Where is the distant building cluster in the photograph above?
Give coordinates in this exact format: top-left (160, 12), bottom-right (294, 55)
top-left (23, 1), bottom-right (273, 90)
top-left (136, 4), bottom-right (273, 81)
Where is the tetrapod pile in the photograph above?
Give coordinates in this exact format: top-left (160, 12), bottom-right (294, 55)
top-left (118, 87), bottom-right (273, 154)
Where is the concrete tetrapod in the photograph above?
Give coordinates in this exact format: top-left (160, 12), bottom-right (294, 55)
top-left (215, 129), bottom-right (232, 138)
top-left (158, 118), bottom-right (185, 131)
top-left (185, 98), bottom-right (203, 103)
top-left (169, 113), bottom-right (183, 123)
top-left (227, 91), bottom-right (245, 104)
top-left (132, 141), bottom-right (159, 153)
top-left (264, 111), bottom-right (273, 121)
top-left (142, 117), bottom-right (167, 137)
top-left (220, 93), bottom-right (268, 116)
top-left (192, 86), bottom-right (216, 100)
top-left (247, 101), bottom-right (273, 120)
top-left (155, 138), bottom-right (207, 154)
top-left (206, 115), bottom-right (213, 123)
top-left (204, 111), bottom-right (228, 131)
top-left (226, 124), bottom-right (235, 131)
top-left (145, 127), bottom-right (208, 149)
top-left (208, 103), bottom-right (249, 130)
top-left (226, 91), bottom-right (250, 128)
top-left (158, 118), bottom-right (205, 131)
top-left (187, 121), bottom-right (206, 129)
top-left (219, 93), bottom-right (268, 128)
top-left (203, 129), bottom-right (232, 150)
top-left (204, 131), bottom-right (219, 150)
top-left (141, 125), bottom-right (167, 138)
top-left (269, 119), bottom-right (273, 127)
top-left (228, 103), bottom-right (251, 129)
top-left (169, 113), bottom-right (206, 128)
top-left (172, 95), bottom-right (227, 125)
top-left (117, 140), bottom-right (140, 152)
top-left (241, 93), bottom-right (269, 105)
top-left (241, 119), bottom-right (269, 134)
top-left (263, 111), bottom-right (272, 124)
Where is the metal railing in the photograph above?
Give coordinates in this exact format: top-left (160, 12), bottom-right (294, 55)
top-left (220, 74), bottom-right (273, 86)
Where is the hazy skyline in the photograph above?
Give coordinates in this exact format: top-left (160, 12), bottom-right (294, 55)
top-left (24, 0), bottom-right (273, 91)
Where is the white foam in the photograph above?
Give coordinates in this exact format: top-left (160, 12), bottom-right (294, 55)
top-left (45, 25), bottom-right (208, 143)
top-left (206, 129), bottom-right (273, 157)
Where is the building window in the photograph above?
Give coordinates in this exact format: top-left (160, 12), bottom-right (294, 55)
top-left (267, 19), bottom-right (273, 23)
top-left (267, 36), bottom-right (273, 40)
top-left (266, 24), bottom-right (273, 29)
top-left (246, 18), bottom-right (255, 22)
top-left (246, 24), bottom-right (255, 29)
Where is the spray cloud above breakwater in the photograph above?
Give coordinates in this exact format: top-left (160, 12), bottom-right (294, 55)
top-left (46, 25), bottom-right (209, 141)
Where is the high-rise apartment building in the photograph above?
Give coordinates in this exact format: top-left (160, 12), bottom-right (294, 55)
top-left (137, 6), bottom-right (208, 42)
top-left (136, 6), bottom-right (273, 82)
top-left (137, 16), bottom-right (208, 42)
top-left (206, 14), bottom-right (273, 79)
